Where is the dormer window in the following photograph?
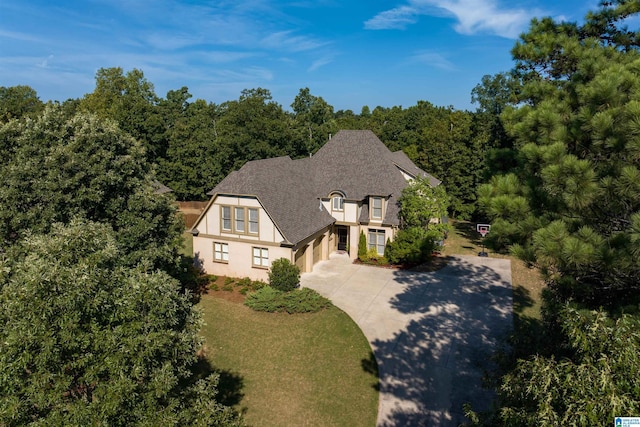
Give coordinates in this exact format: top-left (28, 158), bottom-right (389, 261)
top-left (332, 194), bottom-right (344, 211)
top-left (371, 197), bottom-right (383, 220)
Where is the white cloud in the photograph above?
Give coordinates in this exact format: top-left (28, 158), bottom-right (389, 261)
top-left (366, 0), bottom-right (538, 38)
top-left (410, 51), bottom-right (456, 70)
top-left (364, 6), bottom-right (418, 30)
top-left (308, 56), bottom-right (334, 72)
top-left (261, 30), bottom-right (328, 52)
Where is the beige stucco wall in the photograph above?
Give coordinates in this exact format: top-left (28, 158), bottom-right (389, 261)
top-left (193, 236), bottom-right (293, 281)
top-left (324, 199), bottom-right (359, 224)
top-left (192, 194), bottom-right (291, 281)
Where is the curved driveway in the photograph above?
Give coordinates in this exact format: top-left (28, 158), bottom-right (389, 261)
top-left (301, 253), bottom-right (512, 427)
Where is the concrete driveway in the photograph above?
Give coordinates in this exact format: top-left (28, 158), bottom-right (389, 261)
top-left (301, 253), bottom-right (512, 427)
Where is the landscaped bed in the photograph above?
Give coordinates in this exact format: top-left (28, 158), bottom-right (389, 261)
top-left (198, 292), bottom-right (379, 427)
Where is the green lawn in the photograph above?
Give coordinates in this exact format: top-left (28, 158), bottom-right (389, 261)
top-left (198, 295), bottom-right (379, 427)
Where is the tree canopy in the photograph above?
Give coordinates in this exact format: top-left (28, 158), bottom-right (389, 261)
top-left (0, 105), bottom-right (183, 271)
top-left (474, 1), bottom-right (640, 424)
top-left (0, 221), bottom-right (242, 426)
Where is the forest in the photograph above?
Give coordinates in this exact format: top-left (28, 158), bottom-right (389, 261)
top-left (1, 0), bottom-right (639, 425)
top-left (0, 66), bottom-right (511, 220)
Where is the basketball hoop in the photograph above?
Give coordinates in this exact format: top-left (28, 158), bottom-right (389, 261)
top-left (476, 224), bottom-right (491, 257)
top-left (477, 224), bottom-right (491, 237)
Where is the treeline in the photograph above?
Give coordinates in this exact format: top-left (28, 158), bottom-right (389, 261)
top-left (1, 71), bottom-right (513, 219)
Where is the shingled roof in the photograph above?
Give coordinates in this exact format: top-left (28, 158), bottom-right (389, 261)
top-left (207, 130), bottom-right (439, 245)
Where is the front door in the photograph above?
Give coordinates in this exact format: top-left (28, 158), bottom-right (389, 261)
top-left (337, 226), bottom-right (348, 251)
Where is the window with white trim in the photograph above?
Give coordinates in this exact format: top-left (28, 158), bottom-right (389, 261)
top-left (368, 229), bottom-right (385, 255)
top-left (221, 206), bottom-right (231, 231)
top-left (248, 208), bottom-right (259, 234)
top-left (371, 197), bottom-right (383, 220)
top-left (234, 207), bottom-right (245, 233)
top-left (213, 242), bottom-right (229, 262)
top-left (252, 247), bottom-right (269, 268)
top-left (332, 195), bottom-right (344, 211)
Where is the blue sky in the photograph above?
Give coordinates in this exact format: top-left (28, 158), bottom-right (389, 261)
top-left (0, 0), bottom-right (599, 112)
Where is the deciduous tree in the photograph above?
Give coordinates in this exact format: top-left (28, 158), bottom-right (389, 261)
top-left (0, 221), bottom-right (243, 426)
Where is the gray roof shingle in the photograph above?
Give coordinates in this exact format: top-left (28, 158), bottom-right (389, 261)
top-left (207, 130), bottom-right (439, 245)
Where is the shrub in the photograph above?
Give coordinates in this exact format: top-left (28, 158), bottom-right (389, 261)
top-left (222, 284), bottom-right (233, 292)
top-left (251, 280), bottom-right (267, 291)
top-left (358, 231), bottom-right (367, 261)
top-left (244, 286), bottom-right (331, 313)
top-left (239, 286), bottom-right (250, 295)
top-left (209, 283), bottom-right (219, 291)
top-left (237, 277), bottom-right (252, 287)
top-left (385, 227), bottom-right (440, 265)
top-left (268, 258), bottom-right (300, 292)
top-left (223, 277), bottom-right (235, 286)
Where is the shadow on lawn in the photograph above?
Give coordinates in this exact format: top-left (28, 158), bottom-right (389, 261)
top-left (361, 351), bottom-right (380, 392)
top-left (368, 258), bottom-right (513, 427)
top-left (452, 221), bottom-right (484, 248)
top-left (191, 357), bottom-right (245, 407)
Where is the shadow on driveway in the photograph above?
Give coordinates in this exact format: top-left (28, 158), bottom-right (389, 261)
top-left (303, 254), bottom-right (512, 427)
top-left (376, 257), bottom-right (512, 426)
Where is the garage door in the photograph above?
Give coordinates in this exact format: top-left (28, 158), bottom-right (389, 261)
top-left (313, 236), bottom-right (323, 264)
top-left (295, 246), bottom-right (306, 272)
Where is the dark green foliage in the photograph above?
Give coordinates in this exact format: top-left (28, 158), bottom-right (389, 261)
top-left (291, 87), bottom-right (337, 155)
top-left (244, 287), bottom-right (331, 313)
top-left (387, 176), bottom-right (448, 265)
top-left (268, 258), bottom-right (300, 292)
top-left (473, 2), bottom-right (640, 426)
top-left (79, 67), bottom-right (161, 161)
top-left (237, 277), bottom-right (252, 288)
top-left (157, 95), bottom-right (224, 200)
top-left (358, 231), bottom-right (367, 261)
top-left (479, 0), bottom-right (640, 307)
top-left (497, 308), bottom-right (640, 426)
top-left (0, 105), bottom-right (183, 273)
top-left (223, 277), bottom-right (235, 286)
top-left (0, 85), bottom-right (44, 122)
top-left (385, 227), bottom-right (438, 265)
top-left (0, 221), bottom-right (243, 426)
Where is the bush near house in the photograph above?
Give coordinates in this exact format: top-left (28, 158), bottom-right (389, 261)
top-left (244, 287), bottom-right (331, 313)
top-left (358, 231), bottom-right (367, 261)
top-left (385, 227), bottom-right (442, 265)
top-left (268, 258), bottom-right (300, 292)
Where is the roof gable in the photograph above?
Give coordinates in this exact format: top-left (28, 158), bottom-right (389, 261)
top-left (203, 130), bottom-right (440, 244)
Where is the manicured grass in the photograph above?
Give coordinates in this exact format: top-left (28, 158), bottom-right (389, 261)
top-left (198, 295), bottom-right (379, 427)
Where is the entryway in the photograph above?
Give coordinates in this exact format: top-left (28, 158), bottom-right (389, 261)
top-left (336, 225), bottom-right (349, 251)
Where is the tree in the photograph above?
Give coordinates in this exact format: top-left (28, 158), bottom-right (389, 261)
top-left (0, 221), bottom-right (243, 426)
top-left (398, 176), bottom-right (449, 233)
top-left (291, 87), bottom-right (336, 155)
top-left (0, 105), bottom-right (183, 271)
top-left (498, 308), bottom-right (640, 426)
top-left (0, 85), bottom-right (44, 122)
top-left (215, 88), bottom-right (301, 173)
top-left (268, 258), bottom-right (300, 292)
top-left (474, 2), bottom-right (640, 425)
top-left (80, 67), bottom-right (161, 160)
top-left (479, 0), bottom-right (640, 307)
top-left (386, 176), bottom-right (449, 264)
top-left (158, 97), bottom-right (224, 200)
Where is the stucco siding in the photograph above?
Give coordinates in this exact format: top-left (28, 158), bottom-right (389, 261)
top-left (194, 236), bottom-right (292, 281)
top-left (344, 201), bottom-right (359, 223)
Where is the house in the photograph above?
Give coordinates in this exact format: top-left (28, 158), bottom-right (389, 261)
top-left (191, 130), bottom-right (440, 281)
